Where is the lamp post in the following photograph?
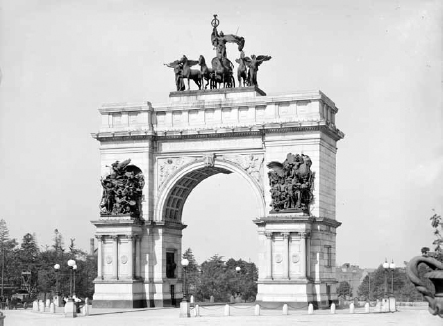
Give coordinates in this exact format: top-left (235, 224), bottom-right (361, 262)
top-left (179, 258), bottom-right (190, 318)
top-left (235, 266), bottom-right (241, 301)
top-left (382, 259), bottom-right (389, 298)
top-left (67, 259), bottom-right (76, 299)
top-left (73, 264), bottom-right (77, 297)
top-left (389, 260), bottom-right (395, 296)
top-left (53, 264), bottom-right (60, 306)
top-left (181, 258), bottom-right (189, 302)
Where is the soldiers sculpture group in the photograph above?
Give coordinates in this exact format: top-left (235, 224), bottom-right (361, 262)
top-left (165, 15), bottom-right (271, 91)
top-left (267, 154), bottom-right (314, 213)
top-left (100, 159), bottom-right (144, 217)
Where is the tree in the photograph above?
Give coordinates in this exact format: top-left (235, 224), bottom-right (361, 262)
top-left (0, 219), bottom-right (18, 297)
top-left (225, 258), bottom-right (258, 302)
top-left (182, 248), bottom-right (199, 296)
top-left (194, 255), bottom-right (258, 303)
top-left (337, 281), bottom-right (352, 298)
top-left (196, 255), bottom-right (229, 302)
top-left (52, 229), bottom-right (65, 254)
top-left (429, 211), bottom-right (442, 262)
top-left (16, 233), bottom-right (40, 296)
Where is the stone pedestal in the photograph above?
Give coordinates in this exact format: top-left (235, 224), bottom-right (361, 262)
top-left (179, 301), bottom-right (190, 318)
top-left (64, 300), bottom-right (77, 318)
top-left (53, 295), bottom-right (62, 307)
top-left (389, 297), bottom-right (396, 312)
top-left (91, 215), bottom-right (145, 308)
top-left (255, 214), bottom-right (340, 308)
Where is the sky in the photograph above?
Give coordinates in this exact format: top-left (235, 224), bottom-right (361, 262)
top-left (0, 0), bottom-right (441, 269)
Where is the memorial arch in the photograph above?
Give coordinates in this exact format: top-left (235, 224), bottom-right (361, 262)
top-left (91, 87), bottom-right (344, 308)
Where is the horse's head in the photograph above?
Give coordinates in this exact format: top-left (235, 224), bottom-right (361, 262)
top-left (198, 55), bottom-right (205, 65)
top-left (180, 55), bottom-right (188, 64)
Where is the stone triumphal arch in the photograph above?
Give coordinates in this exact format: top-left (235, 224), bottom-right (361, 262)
top-left (91, 87), bottom-right (344, 308)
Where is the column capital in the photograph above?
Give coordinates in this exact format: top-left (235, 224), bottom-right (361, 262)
top-left (110, 235), bottom-right (119, 240)
top-left (126, 235), bottom-right (135, 240)
top-left (265, 232), bottom-right (273, 239)
top-left (95, 235), bottom-right (104, 241)
top-left (282, 232), bottom-right (290, 239)
top-left (300, 232), bottom-right (310, 239)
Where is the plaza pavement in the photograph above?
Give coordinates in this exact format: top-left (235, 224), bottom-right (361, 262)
top-left (1, 305), bottom-right (441, 326)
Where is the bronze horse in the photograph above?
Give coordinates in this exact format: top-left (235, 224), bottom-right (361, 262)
top-left (211, 56), bottom-right (235, 89)
top-left (179, 55), bottom-right (202, 90)
top-left (235, 51), bottom-right (248, 87)
top-left (198, 55), bottom-right (214, 89)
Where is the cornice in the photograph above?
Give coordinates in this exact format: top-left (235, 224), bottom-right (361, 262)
top-left (254, 215), bottom-right (316, 225)
top-left (92, 121), bottom-right (344, 143)
top-left (144, 220), bottom-right (188, 230)
top-left (312, 217), bottom-right (342, 228)
top-left (91, 215), bottom-right (144, 227)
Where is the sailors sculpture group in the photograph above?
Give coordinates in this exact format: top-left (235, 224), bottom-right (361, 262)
top-left (165, 15), bottom-right (271, 91)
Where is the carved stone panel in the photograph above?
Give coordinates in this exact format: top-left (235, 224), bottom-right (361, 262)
top-left (157, 157), bottom-right (196, 188)
top-left (222, 153), bottom-right (264, 190)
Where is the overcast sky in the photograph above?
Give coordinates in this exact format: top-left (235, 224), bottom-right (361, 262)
top-left (0, 0), bottom-right (441, 268)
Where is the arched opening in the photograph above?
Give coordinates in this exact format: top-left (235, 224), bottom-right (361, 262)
top-left (156, 160), bottom-right (265, 223)
top-left (162, 166), bottom-right (232, 221)
top-left (182, 172), bottom-right (260, 262)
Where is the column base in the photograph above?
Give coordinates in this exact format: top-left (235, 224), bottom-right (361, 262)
top-left (179, 301), bottom-right (190, 318)
top-left (64, 300), bottom-right (77, 318)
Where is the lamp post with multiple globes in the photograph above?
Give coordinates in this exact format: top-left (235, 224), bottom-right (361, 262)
top-left (382, 258), bottom-right (396, 312)
top-left (179, 258), bottom-right (190, 318)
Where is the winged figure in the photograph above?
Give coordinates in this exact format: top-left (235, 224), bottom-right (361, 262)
top-left (164, 60), bottom-right (185, 91)
top-left (244, 54), bottom-right (272, 87)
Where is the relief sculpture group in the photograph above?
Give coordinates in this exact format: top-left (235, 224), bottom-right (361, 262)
top-left (267, 153), bottom-right (315, 213)
top-left (100, 159), bottom-right (145, 217)
top-left (165, 15), bottom-right (271, 91)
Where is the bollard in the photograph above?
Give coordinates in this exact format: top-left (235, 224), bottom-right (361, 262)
top-left (39, 300), bottom-right (45, 312)
top-left (64, 300), bottom-right (77, 318)
top-left (331, 303), bottom-right (336, 314)
top-left (45, 299), bottom-right (50, 308)
top-left (50, 303), bottom-right (55, 313)
top-left (224, 304), bottom-right (230, 316)
top-left (389, 297), bottom-right (396, 312)
top-left (194, 304), bottom-right (200, 317)
top-left (349, 303), bottom-right (355, 314)
top-left (308, 303), bottom-right (314, 314)
top-left (33, 301), bottom-right (38, 312)
top-left (210, 296), bottom-right (214, 303)
top-left (365, 302), bottom-right (370, 313)
top-left (230, 295), bottom-right (234, 303)
top-left (254, 304), bottom-right (260, 316)
top-left (83, 298), bottom-right (90, 316)
top-left (282, 303), bottom-right (288, 315)
top-left (0, 311), bottom-right (5, 326)
top-left (375, 302), bottom-right (381, 313)
top-left (190, 295), bottom-right (194, 304)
